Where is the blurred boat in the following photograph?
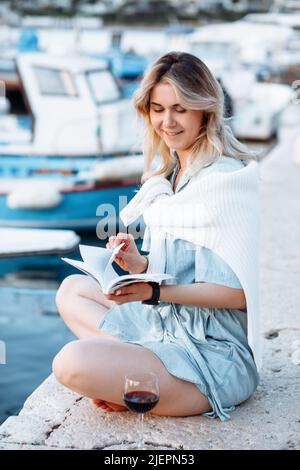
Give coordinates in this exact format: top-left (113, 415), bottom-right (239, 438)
top-left (95, 30), bottom-right (149, 80)
top-left (188, 19), bottom-right (294, 70)
top-left (243, 12), bottom-right (300, 31)
top-left (87, 30), bottom-right (148, 98)
top-left (1, 52), bottom-right (142, 155)
top-left (186, 23), bottom-right (293, 140)
top-left (0, 228), bottom-right (80, 257)
top-left (0, 154), bottom-right (144, 229)
top-left (240, 13), bottom-right (300, 85)
top-left (0, 26), bottom-right (42, 96)
top-left (0, 52), bottom-right (145, 229)
top-left (101, 48), bottom-right (148, 98)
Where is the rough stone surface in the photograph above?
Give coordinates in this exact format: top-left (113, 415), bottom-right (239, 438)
top-left (1, 115), bottom-right (300, 450)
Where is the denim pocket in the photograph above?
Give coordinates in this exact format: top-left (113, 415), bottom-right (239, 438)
top-left (201, 339), bottom-right (233, 360)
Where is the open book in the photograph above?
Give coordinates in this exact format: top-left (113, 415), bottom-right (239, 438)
top-left (62, 243), bottom-right (175, 294)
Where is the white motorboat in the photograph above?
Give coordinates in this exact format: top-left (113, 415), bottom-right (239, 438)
top-left (0, 52), bottom-right (145, 229)
top-left (0, 52), bottom-right (142, 156)
top-left (185, 23), bottom-right (293, 140)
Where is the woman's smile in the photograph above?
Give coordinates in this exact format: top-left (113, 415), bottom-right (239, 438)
top-left (163, 130), bottom-right (184, 137)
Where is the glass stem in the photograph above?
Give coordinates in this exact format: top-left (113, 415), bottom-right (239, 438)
top-left (137, 413), bottom-right (145, 450)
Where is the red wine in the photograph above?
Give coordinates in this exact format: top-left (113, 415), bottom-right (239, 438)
top-left (123, 391), bottom-right (159, 413)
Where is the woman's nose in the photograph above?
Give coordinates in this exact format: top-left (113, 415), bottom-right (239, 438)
top-left (162, 112), bottom-right (176, 128)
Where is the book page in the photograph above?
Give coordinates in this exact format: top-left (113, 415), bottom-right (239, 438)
top-left (103, 242), bottom-right (125, 289)
top-left (63, 244), bottom-right (175, 295)
top-left (61, 258), bottom-right (102, 286)
top-left (78, 243), bottom-right (124, 288)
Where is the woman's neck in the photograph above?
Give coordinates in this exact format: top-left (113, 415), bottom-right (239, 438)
top-left (175, 151), bottom-right (189, 171)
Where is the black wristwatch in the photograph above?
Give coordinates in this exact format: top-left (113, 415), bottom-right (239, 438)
top-left (142, 282), bottom-right (160, 305)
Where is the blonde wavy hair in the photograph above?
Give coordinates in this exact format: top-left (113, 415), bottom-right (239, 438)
top-left (133, 51), bottom-right (257, 182)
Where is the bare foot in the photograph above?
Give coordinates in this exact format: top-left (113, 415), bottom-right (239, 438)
top-left (91, 399), bottom-right (128, 412)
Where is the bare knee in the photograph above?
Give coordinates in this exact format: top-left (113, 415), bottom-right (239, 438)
top-left (55, 274), bottom-right (85, 316)
top-left (55, 274), bottom-right (113, 318)
top-left (52, 340), bottom-right (84, 388)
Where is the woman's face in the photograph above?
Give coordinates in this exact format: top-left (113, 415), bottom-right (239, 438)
top-left (149, 82), bottom-right (204, 156)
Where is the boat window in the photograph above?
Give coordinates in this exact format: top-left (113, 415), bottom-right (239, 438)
top-left (86, 69), bottom-right (121, 104)
top-left (33, 66), bottom-right (78, 97)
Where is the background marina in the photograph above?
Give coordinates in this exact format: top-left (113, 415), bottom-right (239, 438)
top-left (1, 0), bottom-right (300, 425)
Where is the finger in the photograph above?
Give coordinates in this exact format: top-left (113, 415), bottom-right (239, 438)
top-left (114, 283), bottom-right (143, 296)
top-left (113, 293), bottom-right (137, 304)
top-left (112, 239), bottom-right (128, 249)
top-left (116, 234), bottom-right (132, 249)
top-left (107, 236), bottom-right (116, 249)
top-left (103, 293), bottom-right (113, 300)
top-left (104, 292), bottom-right (131, 301)
top-left (110, 235), bottom-right (126, 249)
top-left (105, 283), bottom-right (142, 300)
top-left (106, 290), bottom-right (123, 299)
top-left (121, 241), bottom-right (130, 251)
top-left (117, 233), bottom-right (134, 243)
top-left (106, 290), bottom-right (134, 301)
top-left (116, 233), bottom-right (134, 248)
top-left (116, 232), bottom-right (130, 239)
top-left (114, 286), bottom-right (131, 296)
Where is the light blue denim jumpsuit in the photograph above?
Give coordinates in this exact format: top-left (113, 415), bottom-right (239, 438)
top-left (99, 156), bottom-right (259, 421)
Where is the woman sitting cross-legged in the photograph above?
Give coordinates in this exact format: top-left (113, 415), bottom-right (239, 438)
top-left (52, 51), bottom-right (261, 421)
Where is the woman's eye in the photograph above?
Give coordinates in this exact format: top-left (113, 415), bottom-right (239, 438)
top-left (151, 107), bottom-right (186, 113)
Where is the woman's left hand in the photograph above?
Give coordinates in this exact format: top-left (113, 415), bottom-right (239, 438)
top-left (104, 282), bottom-right (153, 305)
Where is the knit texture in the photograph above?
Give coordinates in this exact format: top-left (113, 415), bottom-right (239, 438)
top-left (120, 156), bottom-right (262, 370)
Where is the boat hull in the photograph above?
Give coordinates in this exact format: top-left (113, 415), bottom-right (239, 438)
top-left (0, 182), bottom-right (140, 230)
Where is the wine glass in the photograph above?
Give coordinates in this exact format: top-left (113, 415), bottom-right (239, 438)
top-left (123, 372), bottom-right (160, 450)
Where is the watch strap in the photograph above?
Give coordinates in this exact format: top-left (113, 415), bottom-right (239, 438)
top-left (142, 281), bottom-right (160, 305)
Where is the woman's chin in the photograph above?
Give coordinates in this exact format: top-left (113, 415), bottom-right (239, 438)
top-left (163, 142), bottom-right (187, 151)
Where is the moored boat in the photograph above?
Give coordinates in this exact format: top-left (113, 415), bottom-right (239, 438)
top-left (0, 52), bottom-right (144, 229)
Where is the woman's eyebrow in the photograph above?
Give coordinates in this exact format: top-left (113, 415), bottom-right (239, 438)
top-left (150, 101), bottom-right (183, 107)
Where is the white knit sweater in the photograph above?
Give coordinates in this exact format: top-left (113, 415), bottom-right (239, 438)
top-left (120, 156), bottom-right (262, 370)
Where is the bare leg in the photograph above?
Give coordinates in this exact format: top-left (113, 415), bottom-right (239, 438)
top-left (56, 274), bottom-right (128, 410)
top-left (55, 275), bottom-right (211, 415)
top-left (56, 274), bottom-right (120, 341)
top-left (52, 339), bottom-right (211, 417)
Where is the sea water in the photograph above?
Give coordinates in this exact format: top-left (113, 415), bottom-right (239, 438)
top-left (0, 287), bottom-right (74, 424)
top-left (0, 232), bottom-right (144, 425)
top-left (0, 232), bottom-right (103, 424)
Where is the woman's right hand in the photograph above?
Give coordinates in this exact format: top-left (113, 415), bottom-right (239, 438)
top-left (106, 232), bottom-right (148, 274)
